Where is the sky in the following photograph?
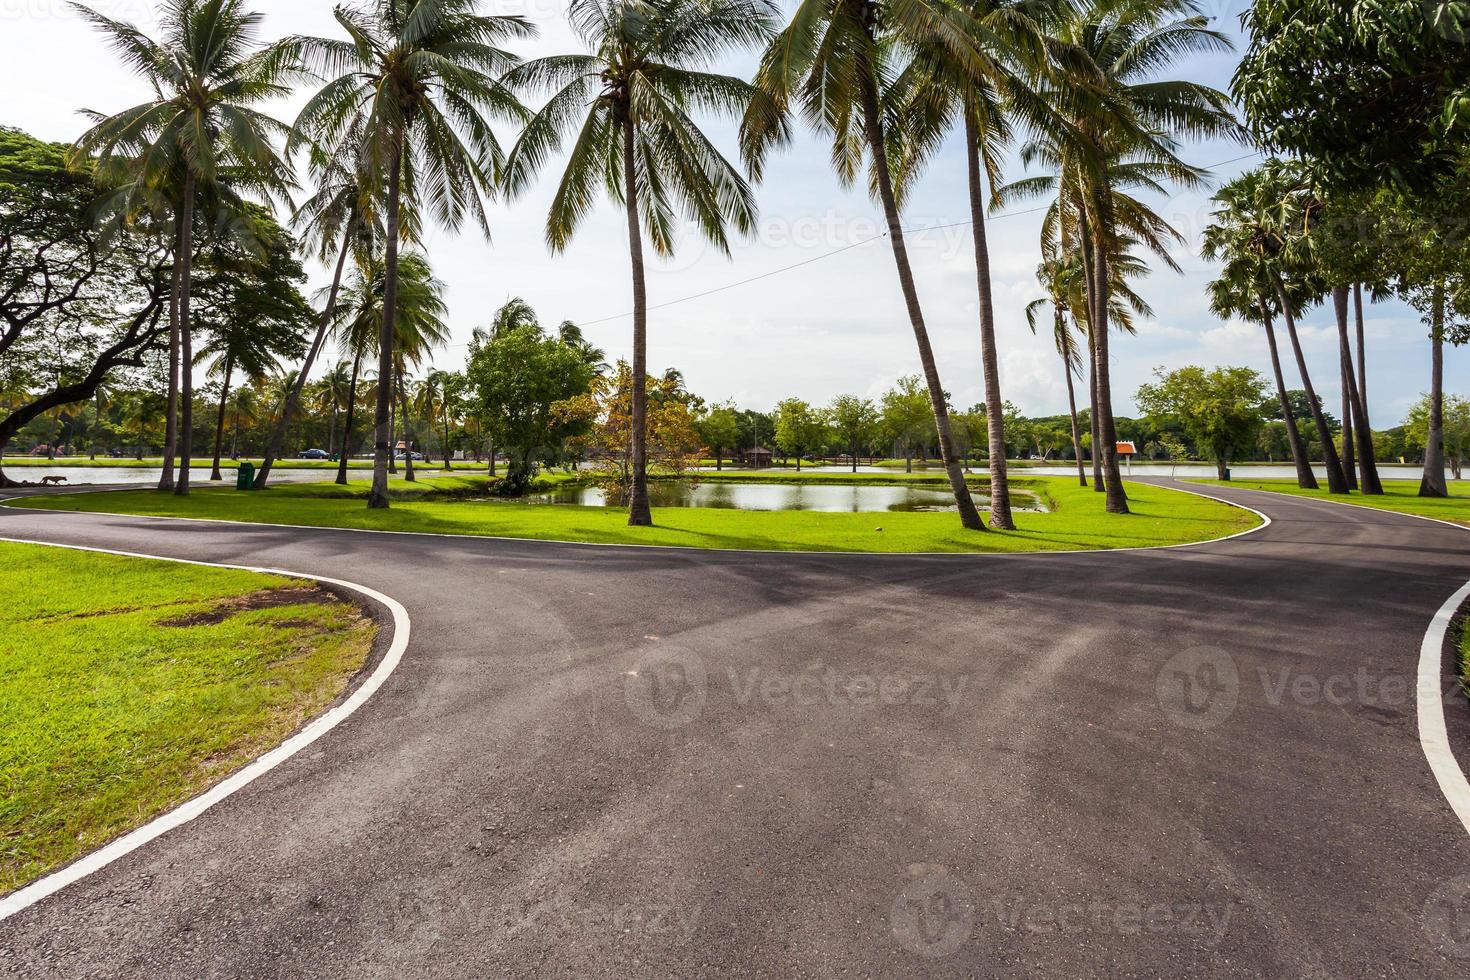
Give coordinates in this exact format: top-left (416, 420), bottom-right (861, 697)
top-left (2, 0), bottom-right (1462, 429)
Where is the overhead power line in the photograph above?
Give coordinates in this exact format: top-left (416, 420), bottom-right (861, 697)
top-left (443, 147), bottom-right (1265, 343)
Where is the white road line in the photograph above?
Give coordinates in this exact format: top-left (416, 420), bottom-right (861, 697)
top-left (0, 536), bottom-right (411, 921)
top-left (1183, 482), bottom-right (1470, 837)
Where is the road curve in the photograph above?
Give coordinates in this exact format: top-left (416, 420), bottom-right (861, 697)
top-left (2, 482), bottom-right (1470, 977)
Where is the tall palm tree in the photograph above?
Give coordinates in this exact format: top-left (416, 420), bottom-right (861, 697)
top-left (743, 0), bottom-right (1018, 530)
top-left (286, 0), bottom-right (532, 508)
top-left (195, 317), bottom-right (281, 480)
top-left (316, 360), bottom-right (356, 461)
top-left (1017, 0), bottom-right (1239, 512)
top-left (1202, 172), bottom-right (1317, 489)
top-left (328, 251), bottom-right (447, 484)
top-left (416, 370), bottom-right (457, 469)
top-left (71, 0), bottom-right (295, 495)
top-left (1026, 256), bottom-right (1088, 486)
top-left (503, 0), bottom-right (774, 525)
top-left (253, 148), bottom-right (370, 487)
top-left (888, 0), bottom-right (1048, 528)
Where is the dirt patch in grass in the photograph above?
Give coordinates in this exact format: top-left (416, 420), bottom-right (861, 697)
top-left (158, 584), bottom-right (342, 627)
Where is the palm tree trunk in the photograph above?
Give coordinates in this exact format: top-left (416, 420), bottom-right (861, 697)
top-left (399, 372), bottom-right (416, 483)
top-left (1084, 222), bottom-right (1128, 514)
top-left (211, 354), bottom-right (232, 481)
top-left (963, 114), bottom-right (1013, 529)
top-left (336, 352), bottom-right (362, 486)
top-left (858, 72), bottom-right (982, 530)
top-left (1420, 281), bottom-right (1448, 497)
top-left (1334, 286), bottom-right (1383, 494)
top-left (328, 404), bottom-right (338, 463)
top-left (174, 174), bottom-right (197, 497)
top-left (1079, 234), bottom-right (1104, 492)
top-left (441, 402), bottom-right (452, 470)
top-left (1274, 276), bottom-right (1349, 492)
top-left (1333, 287), bottom-right (1359, 490)
top-left (620, 115), bottom-right (654, 526)
top-left (257, 219), bottom-right (355, 489)
top-left (158, 216), bottom-right (183, 491)
top-left (1258, 295), bottom-right (1316, 489)
top-left (1354, 283), bottom-right (1369, 421)
top-left (369, 152), bottom-right (402, 511)
top-left (1061, 323), bottom-right (1086, 487)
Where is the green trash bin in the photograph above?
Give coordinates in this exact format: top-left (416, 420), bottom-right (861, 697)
top-left (236, 461), bottom-right (255, 490)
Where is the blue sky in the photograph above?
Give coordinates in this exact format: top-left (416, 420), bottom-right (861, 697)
top-left (3, 0), bottom-right (1461, 428)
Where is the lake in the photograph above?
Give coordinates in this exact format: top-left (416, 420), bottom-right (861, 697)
top-left (521, 481), bottom-right (1045, 513)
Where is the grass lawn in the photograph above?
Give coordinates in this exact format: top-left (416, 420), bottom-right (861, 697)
top-left (1188, 478), bottom-right (1470, 528)
top-left (13, 474), bottom-right (1258, 554)
top-left (0, 541), bottom-right (375, 894)
top-left (1, 456), bottom-right (485, 471)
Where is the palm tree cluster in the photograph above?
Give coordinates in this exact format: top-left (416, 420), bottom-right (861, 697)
top-left (68, 0), bottom-right (1238, 528)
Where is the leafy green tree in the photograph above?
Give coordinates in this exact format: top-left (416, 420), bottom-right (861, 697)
top-left (695, 403), bottom-right (743, 471)
top-left (465, 325), bottom-right (595, 494)
top-left (773, 398), bottom-right (824, 471)
top-left (1136, 366), bottom-right (1270, 480)
top-left (0, 127), bottom-right (170, 487)
top-left (504, 0), bottom-right (775, 526)
top-left (1406, 394), bottom-right (1470, 480)
top-left (287, 0), bottom-right (532, 508)
top-left (880, 376), bottom-right (933, 473)
top-left (827, 395), bottom-right (879, 473)
top-left (72, 0), bottom-right (295, 494)
top-left (1235, 0), bottom-right (1470, 194)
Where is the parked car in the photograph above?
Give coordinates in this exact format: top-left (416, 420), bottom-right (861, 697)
top-left (394, 449), bottom-right (426, 461)
top-left (299, 448), bottom-right (330, 460)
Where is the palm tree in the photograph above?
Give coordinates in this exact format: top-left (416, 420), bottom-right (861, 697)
top-left (286, 0), bottom-right (532, 508)
top-left (1202, 172), bottom-right (1317, 489)
top-left (1015, 0), bottom-right (1239, 512)
top-left (503, 0), bottom-right (775, 526)
top-left (195, 318), bottom-right (282, 481)
top-left (328, 251), bottom-right (448, 484)
top-left (71, 0), bottom-right (294, 496)
top-left (415, 370), bottom-right (458, 469)
top-left (1026, 256), bottom-right (1088, 487)
top-left (743, 0), bottom-right (1015, 529)
top-left (317, 360), bottom-right (356, 462)
top-left (888, 0), bottom-right (1048, 528)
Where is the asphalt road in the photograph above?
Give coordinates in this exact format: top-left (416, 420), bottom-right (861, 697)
top-left (2, 482), bottom-right (1470, 978)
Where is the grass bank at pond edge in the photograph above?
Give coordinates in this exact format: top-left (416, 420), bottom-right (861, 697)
top-left (1188, 478), bottom-right (1470, 528)
top-left (16, 474), bottom-right (1258, 554)
top-left (0, 541), bottom-right (375, 894)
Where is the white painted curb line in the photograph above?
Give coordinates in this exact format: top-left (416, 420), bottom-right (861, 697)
top-left (0, 536), bottom-right (411, 921)
top-left (1187, 482), bottom-right (1470, 836)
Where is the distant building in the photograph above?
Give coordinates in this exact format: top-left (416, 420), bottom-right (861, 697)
top-left (742, 446), bottom-right (774, 469)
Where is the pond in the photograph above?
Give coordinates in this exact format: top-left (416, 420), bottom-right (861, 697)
top-left (519, 481), bottom-right (1046, 513)
top-left (0, 464), bottom-right (345, 486)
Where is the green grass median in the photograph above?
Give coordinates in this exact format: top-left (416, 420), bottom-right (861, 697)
top-left (0, 542), bottom-right (375, 894)
top-left (1188, 478), bottom-right (1470, 528)
top-left (13, 474), bottom-right (1259, 554)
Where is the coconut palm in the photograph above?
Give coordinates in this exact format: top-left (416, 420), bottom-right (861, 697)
top-left (1013, 0), bottom-right (1239, 512)
top-left (284, 0), bottom-right (532, 508)
top-left (742, 0), bottom-right (1018, 530)
top-left (316, 359), bottom-right (356, 461)
top-left (415, 369), bottom-right (458, 469)
top-left (71, 0), bottom-right (295, 495)
top-left (328, 251), bottom-right (448, 484)
top-left (503, 0), bottom-right (777, 526)
top-left (887, 0), bottom-right (1049, 527)
top-left (1026, 256), bottom-right (1088, 486)
top-left (195, 317), bottom-right (283, 481)
top-left (1202, 172), bottom-right (1318, 489)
